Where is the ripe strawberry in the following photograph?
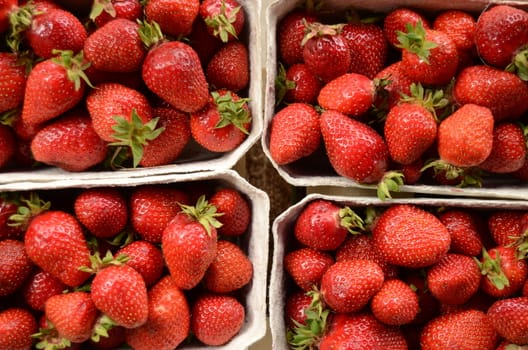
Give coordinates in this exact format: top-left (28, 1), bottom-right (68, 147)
top-left (371, 278), bottom-right (419, 325)
top-left (24, 210), bottom-right (91, 287)
top-left (488, 210), bottom-right (524, 246)
top-left (302, 22), bottom-right (351, 83)
top-left (277, 10), bottom-right (318, 66)
top-left (0, 0), bottom-right (17, 34)
top-left (84, 18), bottom-right (146, 73)
top-left (437, 103), bottom-right (494, 167)
top-left (44, 291), bottom-right (98, 343)
top-left (116, 240), bottom-right (164, 287)
top-left (453, 65), bottom-right (528, 121)
top-left (0, 125), bottom-right (16, 169)
top-left (199, 0), bottom-right (244, 43)
top-left (209, 187), bottom-right (250, 236)
top-left (130, 185), bottom-right (189, 243)
top-left (190, 89), bottom-right (251, 152)
top-left (420, 309), bottom-right (498, 350)
top-left (206, 40), bottom-right (249, 92)
top-left (89, 320), bottom-right (126, 350)
top-left (320, 109), bottom-right (389, 184)
top-left (191, 294), bottom-right (244, 346)
top-left (487, 297), bottom-right (528, 345)
top-left (284, 247), bottom-right (333, 292)
top-left (91, 264), bottom-right (148, 329)
top-left (202, 240), bottom-right (253, 293)
top-left (278, 63), bottom-right (322, 105)
top-left (162, 196), bottom-right (220, 290)
top-left (398, 158), bottom-right (424, 185)
top-left (125, 275), bottom-right (190, 350)
top-left (433, 10), bottom-right (476, 58)
top-left (30, 109), bottom-right (108, 172)
top-left (90, 0), bottom-right (142, 28)
top-left (373, 60), bottom-right (413, 110)
top-left (22, 269), bottom-right (66, 312)
top-left (317, 73), bottom-right (375, 117)
top-left (0, 52), bottom-right (26, 113)
top-left (0, 239), bottom-right (32, 297)
top-left (145, 0), bottom-right (199, 37)
top-left (285, 290), bottom-right (312, 329)
top-left (268, 102), bottom-right (321, 165)
top-left (187, 16), bottom-right (223, 65)
top-left (438, 209), bottom-right (483, 256)
top-left (426, 253), bottom-right (481, 305)
top-left (383, 7), bottom-right (431, 48)
top-left (0, 308), bottom-right (37, 350)
top-left (403, 271), bottom-right (440, 325)
top-left (372, 204), bottom-right (451, 268)
top-left (480, 122), bottom-right (527, 173)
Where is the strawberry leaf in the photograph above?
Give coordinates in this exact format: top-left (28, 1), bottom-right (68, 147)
top-left (179, 195), bottom-right (223, 236)
top-left (212, 91), bottom-right (251, 134)
top-left (506, 48), bottom-right (528, 81)
top-left (338, 206), bottom-right (365, 234)
top-left (89, 0), bottom-right (116, 22)
top-left (396, 20), bottom-right (437, 64)
top-left (204, 0), bottom-right (240, 43)
top-left (475, 248), bottom-right (510, 290)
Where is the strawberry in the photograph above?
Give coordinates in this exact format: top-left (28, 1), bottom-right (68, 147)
top-left (383, 7), bottom-right (431, 48)
top-left (90, 264), bottom-right (148, 329)
top-left (89, 320), bottom-right (126, 350)
top-left (487, 297), bottom-right (528, 345)
top-left (125, 275), bottom-right (190, 350)
top-left (22, 269), bottom-right (66, 312)
top-left (187, 16), bottom-right (223, 65)
top-left (320, 109), bottom-right (389, 184)
top-left (277, 63), bottom-right (322, 105)
top-left (0, 125), bottom-right (16, 169)
top-left (0, 239), bottom-right (32, 297)
top-left (0, 308), bottom-right (37, 350)
top-left (373, 61), bottom-right (413, 111)
top-left (44, 291), bottom-right (98, 343)
top-left (426, 253), bottom-right (481, 305)
top-left (437, 103), bottom-right (494, 167)
top-left (0, 52), bottom-right (26, 114)
top-left (284, 247), bottom-right (333, 292)
top-left (30, 109), bottom-right (108, 172)
top-left (268, 102), bottom-right (321, 165)
top-left (162, 195), bottom-right (220, 290)
top-left (453, 65), bottom-right (528, 121)
top-left (488, 210), bottom-right (524, 247)
top-left (130, 185), bottom-right (189, 243)
top-left (403, 271), bottom-right (440, 325)
top-left (199, 0), bottom-right (244, 43)
top-left (74, 187), bottom-right (127, 239)
top-left (209, 187), bottom-right (250, 236)
top-left (24, 210), bottom-right (91, 287)
top-left (285, 290), bottom-right (312, 329)
top-left (144, 0), bottom-right (199, 37)
top-left (278, 10), bottom-right (318, 66)
top-left (398, 158), bottom-right (424, 185)
top-left (84, 18), bottom-right (146, 73)
top-left (480, 122), bottom-right (527, 173)
top-left (190, 89), bottom-right (251, 152)
top-left (438, 209), bottom-right (483, 256)
top-left (116, 240), bottom-right (164, 287)
top-left (372, 204), bottom-right (451, 268)
top-left (90, 0), bottom-right (142, 28)
top-left (293, 199), bottom-right (365, 251)
top-left (0, 0), bottom-right (17, 34)
top-left (202, 240), bottom-right (253, 293)
top-left (420, 309), bottom-right (498, 350)
top-left (302, 22), bottom-right (351, 83)
top-left (371, 278), bottom-right (419, 325)
top-left (317, 72), bottom-right (375, 117)
top-left (191, 294), bottom-right (245, 346)
top-left (206, 40), bottom-right (248, 92)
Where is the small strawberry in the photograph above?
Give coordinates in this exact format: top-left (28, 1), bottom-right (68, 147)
top-left (0, 52), bottom-right (26, 114)
top-left (209, 187), bottom-right (251, 236)
top-left (487, 297), bottom-right (528, 345)
top-left (191, 294), bottom-right (245, 346)
top-left (0, 308), bottom-right (37, 350)
top-left (277, 63), bottom-right (322, 105)
top-left (277, 10), bottom-right (318, 66)
top-left (268, 102), bottom-right (321, 165)
top-left (90, 0), bottom-right (142, 28)
top-left (144, 0), bottom-right (199, 37)
top-left (0, 239), bottom-right (33, 297)
top-left (372, 60), bottom-right (413, 111)
top-left (285, 290), bottom-right (312, 329)
top-left (199, 0), bottom-right (244, 43)
top-left (438, 209), bottom-right (483, 256)
top-left (284, 247), bottom-right (333, 292)
top-left (488, 210), bottom-right (525, 247)
top-left (480, 122), bottom-right (527, 174)
top-left (22, 269), bottom-right (66, 312)
top-left (371, 278), bottom-right (419, 325)
top-left (116, 240), bottom-right (164, 287)
top-left (206, 40), bottom-right (249, 92)
top-left (383, 7), bottom-right (431, 48)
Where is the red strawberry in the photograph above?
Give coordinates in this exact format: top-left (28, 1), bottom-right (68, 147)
top-left (434, 10), bottom-right (476, 52)
top-left (453, 65), bottom-right (528, 121)
top-left (0, 308), bottom-right (37, 350)
top-left (187, 16), bottom-right (223, 65)
top-left (372, 204), bottom-right (451, 268)
top-left (317, 72), bottom-right (375, 117)
top-left (373, 61), bottom-right (414, 110)
top-left (398, 158), bottom-right (424, 185)
top-left (0, 0), bottom-right (17, 34)
top-left (22, 269), bottom-right (66, 312)
top-left (383, 7), bottom-right (431, 48)
top-left (420, 309), bottom-right (498, 350)
top-left (116, 240), bottom-right (164, 287)
top-left (206, 40), bottom-right (249, 92)
top-left (24, 210), bottom-right (92, 287)
top-left (0, 239), bottom-right (32, 297)
top-left (0, 125), bottom-right (16, 169)
top-left (89, 320), bottom-right (126, 350)
top-left (91, 264), bottom-right (148, 329)
top-left (480, 122), bottom-right (527, 173)
top-left (84, 18), bottom-right (146, 73)
top-left (371, 278), bottom-right (419, 325)
top-left (438, 209), bottom-right (483, 256)
top-left (209, 187), bottom-right (251, 236)
top-left (130, 185), bottom-right (189, 243)
top-left (191, 294), bottom-right (245, 346)
top-left (403, 271), bottom-right (440, 325)
top-left (320, 110), bottom-right (389, 184)
top-left (437, 103), bottom-right (494, 167)
top-left (202, 240), bottom-right (253, 293)
top-left (0, 52), bottom-right (26, 113)
top-left (284, 247), bottom-right (333, 291)
top-left (199, 0), bottom-right (245, 43)
top-left (30, 109), bottom-right (108, 172)
top-left (90, 0), bottom-right (142, 28)
top-left (285, 290), bottom-right (312, 329)
top-left (268, 102), bottom-right (321, 165)
top-left (487, 297), bottom-right (528, 345)
top-left (277, 10), bottom-right (318, 66)
top-left (279, 63), bottom-right (322, 105)
top-left (488, 210), bottom-right (524, 247)
top-left (125, 275), bottom-right (190, 350)
top-left (190, 89), bottom-right (251, 152)
top-left (162, 196), bottom-right (220, 289)
top-left (145, 0), bottom-right (199, 37)
top-left (44, 291), bottom-right (98, 343)
top-left (426, 253), bottom-right (481, 305)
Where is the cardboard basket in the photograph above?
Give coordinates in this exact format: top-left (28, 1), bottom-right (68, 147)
top-left (261, 0), bottom-right (528, 200)
top-left (0, 169), bottom-right (270, 350)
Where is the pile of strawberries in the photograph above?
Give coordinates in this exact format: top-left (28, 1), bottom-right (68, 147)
top-left (283, 198), bottom-right (528, 349)
top-left (0, 0), bottom-right (251, 172)
top-left (269, 3), bottom-right (528, 196)
top-left (0, 181), bottom-right (254, 349)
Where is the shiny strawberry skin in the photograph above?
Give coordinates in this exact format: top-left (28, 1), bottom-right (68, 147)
top-left (371, 279), bottom-right (419, 325)
top-left (145, 0), bottom-right (199, 37)
top-left (209, 188), bottom-right (250, 236)
top-left (283, 63), bottom-right (322, 104)
top-left (438, 209), bottom-right (483, 256)
top-left (480, 122), bottom-right (527, 173)
top-left (488, 210), bottom-right (524, 246)
top-left (22, 269), bottom-right (66, 312)
top-left (373, 61), bottom-right (414, 110)
top-left (480, 246), bottom-right (528, 298)
top-left (116, 240), bottom-right (164, 287)
top-left (199, 0), bottom-right (245, 42)
top-left (206, 40), bottom-right (249, 92)
top-left (277, 11), bottom-right (318, 66)
top-left (0, 52), bottom-right (26, 114)
top-left (284, 247), bottom-right (333, 292)
top-left (433, 10), bottom-right (476, 52)
top-left (303, 30), bottom-right (351, 83)
top-left (285, 290), bottom-right (312, 329)
top-left (383, 7), bottom-right (431, 48)
top-left (0, 239), bottom-right (33, 297)
top-left (92, 0), bottom-right (143, 28)
top-left (488, 297), bottom-right (528, 345)
top-left (317, 73), bottom-right (375, 117)
top-left (0, 308), bottom-right (37, 350)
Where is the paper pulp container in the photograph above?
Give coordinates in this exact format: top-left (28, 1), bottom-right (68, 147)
top-left (262, 0), bottom-right (528, 200)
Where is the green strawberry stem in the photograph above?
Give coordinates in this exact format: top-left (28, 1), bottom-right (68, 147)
top-left (204, 0), bottom-right (241, 43)
top-left (396, 20), bottom-right (437, 64)
top-left (32, 322), bottom-right (72, 350)
top-left (506, 48), bottom-right (528, 81)
top-left (109, 109), bottom-right (165, 168)
top-left (89, 0), bottom-right (117, 22)
top-left (338, 206), bottom-right (365, 234)
top-left (213, 91), bottom-right (251, 134)
top-left (400, 83), bottom-right (450, 120)
top-left (8, 192), bottom-right (51, 230)
top-left (376, 171), bottom-right (404, 200)
top-left (138, 19), bottom-right (165, 50)
top-left (79, 250), bottom-right (130, 274)
top-left (421, 159), bottom-right (484, 188)
top-left (91, 315), bottom-right (117, 343)
top-left (7, 3), bottom-right (35, 53)
top-left (475, 248), bottom-right (510, 290)
top-left (52, 50), bottom-right (94, 90)
top-left (275, 62), bottom-right (296, 106)
top-left (179, 195), bottom-right (223, 236)
top-left (0, 108), bottom-right (20, 127)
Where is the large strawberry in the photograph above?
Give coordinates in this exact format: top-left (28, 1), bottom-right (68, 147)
top-left (0, 308), bottom-right (37, 350)
top-left (284, 247), bottom-right (333, 292)
top-left (487, 297), bottom-right (528, 345)
top-left (209, 187), bottom-right (251, 236)
top-left (0, 239), bottom-right (32, 297)
top-left (144, 0), bottom-right (199, 37)
top-left (0, 52), bottom-right (26, 114)
top-left (199, 0), bottom-right (244, 43)
top-left (370, 279), bottom-right (419, 326)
